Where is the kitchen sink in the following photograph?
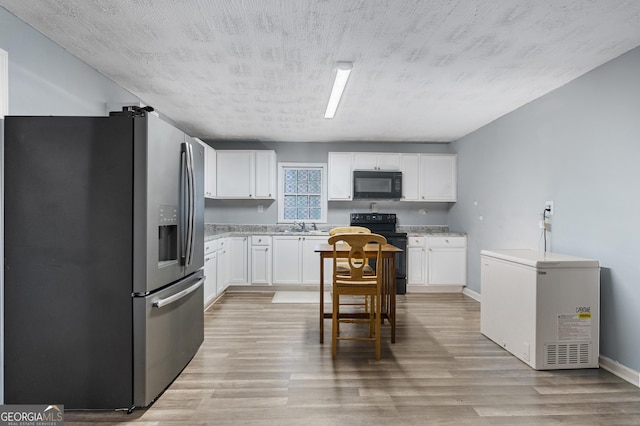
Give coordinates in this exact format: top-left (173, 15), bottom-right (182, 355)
top-left (277, 229), bottom-right (328, 235)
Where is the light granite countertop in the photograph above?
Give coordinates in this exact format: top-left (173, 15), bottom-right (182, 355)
top-left (205, 224), bottom-right (465, 241)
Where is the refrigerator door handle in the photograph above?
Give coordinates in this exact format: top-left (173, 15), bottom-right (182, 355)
top-left (185, 142), bottom-right (195, 266)
top-left (180, 142), bottom-right (196, 267)
top-left (152, 279), bottom-right (204, 308)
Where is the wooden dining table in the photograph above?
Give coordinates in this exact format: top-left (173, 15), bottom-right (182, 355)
top-left (314, 242), bottom-right (403, 344)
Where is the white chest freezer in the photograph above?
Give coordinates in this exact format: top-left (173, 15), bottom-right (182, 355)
top-left (480, 249), bottom-right (600, 370)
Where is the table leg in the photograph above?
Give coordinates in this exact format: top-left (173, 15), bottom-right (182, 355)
top-left (319, 254), bottom-right (324, 344)
top-left (391, 255), bottom-right (396, 343)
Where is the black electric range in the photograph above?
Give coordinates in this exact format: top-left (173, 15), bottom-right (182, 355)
top-left (350, 213), bottom-right (407, 294)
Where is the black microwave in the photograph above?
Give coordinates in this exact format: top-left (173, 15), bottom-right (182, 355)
top-left (353, 170), bottom-right (402, 200)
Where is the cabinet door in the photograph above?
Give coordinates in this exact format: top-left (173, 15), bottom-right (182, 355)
top-left (375, 153), bottom-right (401, 170)
top-left (250, 245), bottom-right (272, 284)
top-left (353, 153), bottom-right (401, 170)
top-left (407, 246), bottom-right (426, 285)
top-left (400, 154), bottom-right (419, 201)
top-left (272, 236), bottom-right (302, 284)
top-left (327, 152), bottom-right (352, 200)
top-left (255, 150), bottom-right (276, 199)
top-left (427, 236), bottom-right (466, 285)
top-left (216, 242), bottom-right (229, 295)
top-left (419, 155), bottom-right (457, 201)
top-left (204, 144), bottom-right (216, 198)
top-left (428, 247), bottom-right (466, 285)
top-left (301, 236), bottom-right (328, 285)
top-left (203, 251), bottom-right (217, 307)
top-left (228, 237), bottom-right (249, 284)
top-left (216, 151), bottom-right (254, 198)
top-left (352, 153), bottom-right (378, 170)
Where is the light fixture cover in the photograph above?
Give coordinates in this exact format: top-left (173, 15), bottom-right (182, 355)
top-left (324, 62), bottom-right (353, 119)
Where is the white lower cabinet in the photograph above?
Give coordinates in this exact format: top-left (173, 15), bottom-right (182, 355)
top-left (250, 236), bottom-right (272, 284)
top-left (216, 238), bottom-right (229, 294)
top-left (407, 235), bottom-right (467, 289)
top-left (302, 236), bottom-right (329, 284)
top-left (203, 240), bottom-right (218, 307)
top-left (272, 236), bottom-right (302, 284)
top-left (228, 236), bottom-right (249, 285)
top-left (407, 236), bottom-right (427, 285)
top-left (426, 236), bottom-right (467, 285)
top-left (272, 235), bottom-right (329, 284)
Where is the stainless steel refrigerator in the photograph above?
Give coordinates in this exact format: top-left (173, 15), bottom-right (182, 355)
top-left (3, 110), bottom-right (205, 409)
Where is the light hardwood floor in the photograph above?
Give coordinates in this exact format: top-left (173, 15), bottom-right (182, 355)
top-left (66, 293), bottom-right (640, 425)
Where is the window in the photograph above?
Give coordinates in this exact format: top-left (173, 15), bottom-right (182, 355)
top-left (277, 163), bottom-right (327, 223)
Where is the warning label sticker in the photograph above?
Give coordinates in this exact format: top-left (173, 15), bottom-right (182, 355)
top-left (558, 313), bottom-right (591, 341)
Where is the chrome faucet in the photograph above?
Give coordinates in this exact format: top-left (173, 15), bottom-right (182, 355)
top-left (294, 221), bottom-right (306, 232)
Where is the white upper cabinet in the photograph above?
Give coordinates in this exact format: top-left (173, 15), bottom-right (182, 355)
top-left (203, 144), bottom-right (216, 199)
top-left (327, 152), bottom-right (353, 201)
top-left (329, 151), bottom-right (456, 202)
top-left (254, 150), bottom-right (276, 198)
top-left (419, 154), bottom-right (457, 202)
top-left (215, 150), bottom-right (276, 199)
top-left (400, 154), bottom-right (420, 201)
top-left (352, 152), bottom-right (401, 171)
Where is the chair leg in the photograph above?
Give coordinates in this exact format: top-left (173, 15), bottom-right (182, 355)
top-left (375, 294), bottom-right (381, 361)
top-left (369, 294), bottom-right (375, 338)
top-left (332, 291), bottom-right (338, 358)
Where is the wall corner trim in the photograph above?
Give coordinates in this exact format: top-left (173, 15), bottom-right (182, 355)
top-left (462, 287), bottom-right (481, 302)
top-left (599, 355), bottom-right (640, 388)
top-left (0, 48), bottom-right (8, 117)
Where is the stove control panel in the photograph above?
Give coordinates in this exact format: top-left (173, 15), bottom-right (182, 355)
top-left (350, 213), bottom-right (397, 224)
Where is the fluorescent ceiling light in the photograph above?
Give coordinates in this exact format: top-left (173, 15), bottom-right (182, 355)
top-left (324, 62), bottom-right (352, 119)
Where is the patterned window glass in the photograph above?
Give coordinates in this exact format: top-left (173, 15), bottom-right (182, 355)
top-left (282, 166), bottom-right (324, 221)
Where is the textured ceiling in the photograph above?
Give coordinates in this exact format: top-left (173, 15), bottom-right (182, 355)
top-left (2, 1), bottom-right (640, 143)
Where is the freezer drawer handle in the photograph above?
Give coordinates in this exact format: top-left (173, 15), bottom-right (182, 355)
top-left (152, 279), bottom-right (203, 308)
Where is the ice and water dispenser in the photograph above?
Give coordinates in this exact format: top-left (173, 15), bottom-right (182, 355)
top-left (158, 205), bottom-right (178, 264)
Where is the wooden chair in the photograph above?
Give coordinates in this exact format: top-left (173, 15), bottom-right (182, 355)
top-left (329, 226), bottom-right (373, 316)
top-left (329, 233), bottom-right (387, 360)
top-left (329, 226), bottom-right (372, 275)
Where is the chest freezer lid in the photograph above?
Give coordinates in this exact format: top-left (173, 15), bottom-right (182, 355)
top-left (481, 249), bottom-right (599, 269)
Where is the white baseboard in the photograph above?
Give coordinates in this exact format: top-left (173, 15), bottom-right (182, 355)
top-left (599, 355), bottom-right (640, 388)
top-left (462, 287), bottom-right (481, 302)
top-left (407, 284), bottom-right (463, 293)
top-left (226, 284), bottom-right (324, 293)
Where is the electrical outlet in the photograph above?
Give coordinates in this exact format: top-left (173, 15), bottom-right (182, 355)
top-left (545, 200), bottom-right (554, 216)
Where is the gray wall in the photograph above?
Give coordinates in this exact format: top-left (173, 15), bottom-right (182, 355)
top-left (206, 140), bottom-right (455, 226)
top-left (0, 8), bottom-right (140, 115)
top-left (449, 46), bottom-right (640, 372)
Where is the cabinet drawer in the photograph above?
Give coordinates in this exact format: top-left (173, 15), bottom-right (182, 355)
top-left (427, 236), bottom-right (466, 248)
top-left (407, 236), bottom-right (426, 247)
top-left (251, 235), bottom-right (271, 246)
top-left (204, 239), bottom-right (219, 254)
